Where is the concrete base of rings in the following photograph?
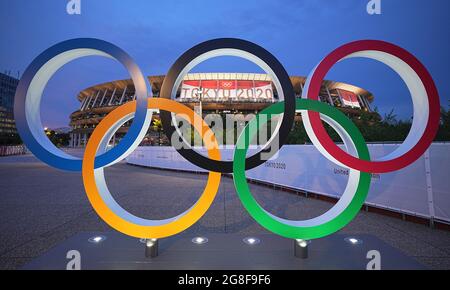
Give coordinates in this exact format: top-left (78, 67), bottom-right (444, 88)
top-left (23, 232), bottom-right (425, 270)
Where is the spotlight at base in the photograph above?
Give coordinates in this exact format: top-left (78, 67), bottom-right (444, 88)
top-left (345, 237), bottom-right (363, 245)
top-left (296, 239), bottom-right (310, 248)
top-left (192, 237), bottom-right (208, 245)
top-left (243, 237), bottom-right (260, 245)
top-left (146, 239), bottom-right (157, 247)
top-left (88, 235), bottom-right (106, 244)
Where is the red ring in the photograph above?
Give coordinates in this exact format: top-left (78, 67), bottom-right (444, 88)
top-left (306, 40), bottom-right (440, 173)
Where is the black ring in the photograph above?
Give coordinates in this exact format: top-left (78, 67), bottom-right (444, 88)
top-left (160, 38), bottom-right (295, 173)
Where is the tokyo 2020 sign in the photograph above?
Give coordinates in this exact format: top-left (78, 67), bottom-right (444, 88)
top-left (14, 38), bottom-right (440, 241)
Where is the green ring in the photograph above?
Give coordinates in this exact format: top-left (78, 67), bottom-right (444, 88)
top-left (232, 99), bottom-right (371, 240)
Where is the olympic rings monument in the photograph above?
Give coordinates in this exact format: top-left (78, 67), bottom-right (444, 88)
top-left (16, 38), bottom-right (441, 270)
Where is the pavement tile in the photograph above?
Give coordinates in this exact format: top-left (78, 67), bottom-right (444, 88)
top-left (1, 157), bottom-right (449, 269)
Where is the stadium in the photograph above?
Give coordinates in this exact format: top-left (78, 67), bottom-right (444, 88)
top-left (69, 73), bottom-right (377, 147)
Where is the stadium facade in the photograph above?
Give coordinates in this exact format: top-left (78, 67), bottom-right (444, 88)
top-left (69, 73), bottom-right (376, 147)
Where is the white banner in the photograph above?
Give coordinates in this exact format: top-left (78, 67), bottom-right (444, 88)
top-left (127, 144), bottom-right (450, 222)
top-left (338, 89), bottom-right (361, 108)
top-left (180, 80), bottom-right (273, 101)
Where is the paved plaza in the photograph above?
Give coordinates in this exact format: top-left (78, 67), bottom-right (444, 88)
top-left (0, 153), bottom-right (450, 270)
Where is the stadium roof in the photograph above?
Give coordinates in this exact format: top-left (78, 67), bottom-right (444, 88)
top-left (76, 73), bottom-right (374, 103)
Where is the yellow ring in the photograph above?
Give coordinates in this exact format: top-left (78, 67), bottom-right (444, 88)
top-left (82, 98), bottom-right (221, 239)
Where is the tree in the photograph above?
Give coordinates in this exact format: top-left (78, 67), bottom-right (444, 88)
top-left (44, 129), bottom-right (70, 147)
top-left (152, 119), bottom-right (163, 146)
top-left (436, 105), bottom-right (450, 141)
top-left (285, 105), bottom-right (450, 144)
top-left (384, 109), bottom-right (398, 126)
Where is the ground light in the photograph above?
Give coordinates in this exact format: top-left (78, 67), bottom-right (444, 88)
top-left (345, 237), bottom-right (363, 245)
top-left (192, 237), bottom-right (208, 245)
top-left (88, 235), bottom-right (106, 244)
top-left (243, 237), bottom-right (261, 246)
top-left (145, 238), bottom-right (158, 258)
top-left (294, 239), bottom-right (311, 259)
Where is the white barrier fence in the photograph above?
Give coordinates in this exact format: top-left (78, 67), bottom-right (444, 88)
top-left (0, 145), bottom-right (28, 157)
top-left (126, 144), bottom-right (450, 223)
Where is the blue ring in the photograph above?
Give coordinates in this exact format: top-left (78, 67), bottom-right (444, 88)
top-left (14, 38), bottom-right (151, 171)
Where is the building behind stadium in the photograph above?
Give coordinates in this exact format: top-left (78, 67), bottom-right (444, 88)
top-left (0, 72), bottom-right (19, 145)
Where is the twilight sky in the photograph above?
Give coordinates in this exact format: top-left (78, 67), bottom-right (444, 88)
top-left (0, 0), bottom-right (449, 128)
